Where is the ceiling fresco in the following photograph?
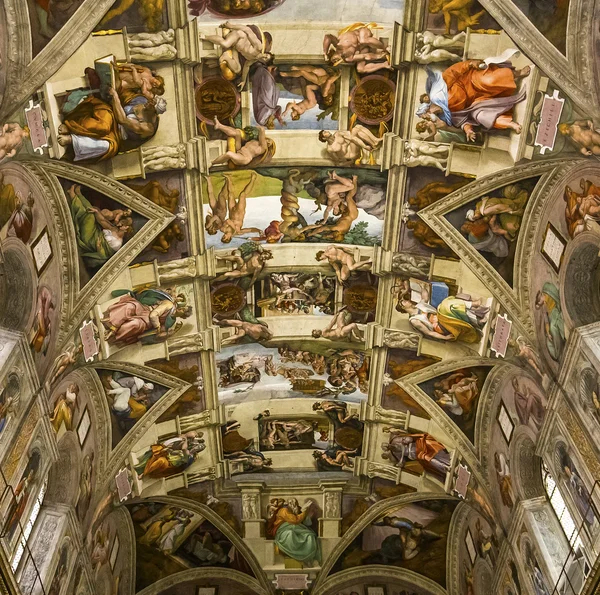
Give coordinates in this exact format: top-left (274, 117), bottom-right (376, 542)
top-left (0, 0), bottom-right (600, 594)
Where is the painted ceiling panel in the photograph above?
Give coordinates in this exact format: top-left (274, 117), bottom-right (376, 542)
top-left (0, 0), bottom-right (599, 594)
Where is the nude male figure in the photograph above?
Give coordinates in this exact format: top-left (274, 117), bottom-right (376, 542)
top-left (313, 449), bottom-right (355, 468)
top-left (212, 117), bottom-right (272, 167)
top-left (204, 22), bottom-right (272, 85)
top-left (280, 66), bottom-right (340, 104)
top-left (319, 126), bottom-right (382, 164)
top-left (118, 63), bottom-right (164, 101)
top-left (429, 0), bottom-right (486, 34)
top-left (324, 26), bottom-right (391, 73)
top-left (220, 318), bottom-right (273, 344)
top-left (218, 172), bottom-right (261, 243)
top-left (559, 120), bottom-right (600, 156)
top-left (215, 248), bottom-right (273, 285)
top-left (316, 244), bottom-right (372, 284)
top-left (312, 307), bottom-right (363, 342)
top-left (303, 175), bottom-right (359, 242)
top-left (320, 171), bottom-right (355, 221)
top-left (282, 84), bottom-right (320, 120)
top-left (204, 175), bottom-right (228, 235)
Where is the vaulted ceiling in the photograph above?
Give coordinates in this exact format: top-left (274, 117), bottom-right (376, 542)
top-left (1, 0), bottom-right (600, 594)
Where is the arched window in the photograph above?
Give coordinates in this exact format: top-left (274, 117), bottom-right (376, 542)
top-left (542, 461), bottom-right (581, 547)
top-left (542, 461), bottom-right (592, 594)
top-left (11, 476), bottom-right (48, 571)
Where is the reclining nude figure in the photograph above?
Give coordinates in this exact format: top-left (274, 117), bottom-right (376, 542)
top-left (211, 117), bottom-right (274, 167)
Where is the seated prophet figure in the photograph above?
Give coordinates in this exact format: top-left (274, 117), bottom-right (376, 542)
top-left (67, 184), bottom-right (134, 270)
top-left (58, 80), bottom-right (164, 163)
top-left (417, 55), bottom-right (530, 141)
top-left (267, 498), bottom-right (321, 564)
top-left (398, 294), bottom-right (488, 344)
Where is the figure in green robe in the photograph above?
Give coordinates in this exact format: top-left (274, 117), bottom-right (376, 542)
top-left (67, 184), bottom-right (134, 269)
top-left (535, 282), bottom-right (565, 362)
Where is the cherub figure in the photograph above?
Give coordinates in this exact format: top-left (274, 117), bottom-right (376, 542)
top-left (117, 63), bottom-right (165, 101)
top-left (98, 207), bottom-right (133, 226)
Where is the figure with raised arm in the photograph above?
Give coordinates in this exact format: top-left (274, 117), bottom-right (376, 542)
top-left (315, 244), bottom-right (372, 284)
top-left (212, 117), bottom-right (275, 167)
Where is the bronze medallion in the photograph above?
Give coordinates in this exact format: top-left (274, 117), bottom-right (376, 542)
top-left (211, 283), bottom-right (246, 316)
top-left (334, 426), bottom-right (363, 450)
top-left (350, 75), bottom-right (396, 125)
top-left (343, 283), bottom-right (378, 314)
top-left (195, 77), bottom-right (240, 123)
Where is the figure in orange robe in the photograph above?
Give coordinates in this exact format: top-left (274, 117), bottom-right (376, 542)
top-left (418, 58), bottom-right (530, 141)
